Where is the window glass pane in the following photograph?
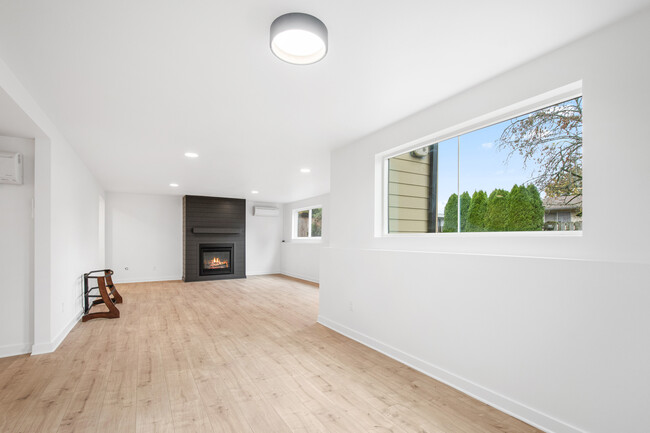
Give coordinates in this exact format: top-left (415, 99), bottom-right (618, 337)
top-left (387, 138), bottom-right (458, 233)
top-left (311, 208), bottom-right (322, 237)
top-left (438, 137), bottom-right (459, 233)
top-left (296, 210), bottom-right (309, 237)
top-left (458, 97), bottom-right (582, 232)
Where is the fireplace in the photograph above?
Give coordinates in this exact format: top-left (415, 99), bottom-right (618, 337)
top-left (183, 196), bottom-right (246, 282)
top-left (199, 244), bottom-right (234, 276)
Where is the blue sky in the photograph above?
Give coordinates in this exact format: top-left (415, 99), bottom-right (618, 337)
top-left (436, 118), bottom-right (542, 212)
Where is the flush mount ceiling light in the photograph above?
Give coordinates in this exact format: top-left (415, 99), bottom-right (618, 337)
top-left (300, 168), bottom-right (311, 173)
top-left (184, 152), bottom-right (199, 158)
top-left (270, 13), bottom-right (328, 65)
top-left (169, 183), bottom-right (179, 187)
top-left (251, 190), bottom-right (259, 194)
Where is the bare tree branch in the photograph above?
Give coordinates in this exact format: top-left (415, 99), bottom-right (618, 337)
top-left (495, 97), bottom-right (582, 203)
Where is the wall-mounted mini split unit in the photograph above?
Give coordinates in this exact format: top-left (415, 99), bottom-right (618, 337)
top-left (0, 152), bottom-right (23, 185)
top-left (253, 206), bottom-right (280, 217)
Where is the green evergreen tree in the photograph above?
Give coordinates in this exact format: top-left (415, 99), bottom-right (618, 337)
top-left (485, 189), bottom-right (509, 231)
top-left (442, 193), bottom-right (458, 232)
top-left (466, 190), bottom-right (488, 232)
top-left (506, 185), bottom-right (535, 231)
top-left (526, 184), bottom-right (545, 230)
top-left (459, 192), bottom-right (471, 232)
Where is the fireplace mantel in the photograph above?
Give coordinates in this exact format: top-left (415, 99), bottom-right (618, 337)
top-left (192, 227), bottom-right (242, 234)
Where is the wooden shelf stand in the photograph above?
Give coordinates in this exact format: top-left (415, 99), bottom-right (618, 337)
top-left (82, 269), bottom-right (123, 322)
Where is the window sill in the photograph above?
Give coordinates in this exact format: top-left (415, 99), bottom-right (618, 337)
top-left (288, 238), bottom-right (323, 244)
top-left (378, 231), bottom-right (582, 239)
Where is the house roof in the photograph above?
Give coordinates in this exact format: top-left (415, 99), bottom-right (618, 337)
top-left (543, 196), bottom-right (582, 212)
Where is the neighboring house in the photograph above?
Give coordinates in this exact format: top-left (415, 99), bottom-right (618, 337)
top-left (387, 146), bottom-right (447, 233)
top-left (387, 148), bottom-right (433, 233)
top-left (543, 195), bottom-right (582, 230)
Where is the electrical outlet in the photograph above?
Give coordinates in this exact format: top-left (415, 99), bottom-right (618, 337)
top-left (61, 302), bottom-right (65, 313)
top-left (153, 265), bottom-right (157, 271)
top-left (349, 302), bottom-right (353, 312)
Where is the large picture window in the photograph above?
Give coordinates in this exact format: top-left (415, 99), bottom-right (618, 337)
top-left (386, 96), bottom-right (583, 233)
top-left (293, 206), bottom-right (322, 239)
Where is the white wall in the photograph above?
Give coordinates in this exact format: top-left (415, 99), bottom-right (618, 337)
top-left (281, 193), bottom-right (329, 283)
top-left (105, 195), bottom-right (283, 281)
top-left (44, 137), bottom-right (105, 353)
top-left (246, 201), bottom-right (283, 275)
top-left (0, 136), bottom-right (34, 357)
top-left (0, 56), bottom-right (105, 355)
top-left (320, 9), bottom-right (650, 433)
top-left (106, 192), bottom-right (182, 283)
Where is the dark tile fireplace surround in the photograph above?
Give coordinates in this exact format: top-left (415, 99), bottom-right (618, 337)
top-left (183, 195), bottom-right (246, 282)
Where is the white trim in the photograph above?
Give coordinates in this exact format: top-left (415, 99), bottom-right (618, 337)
top-left (317, 315), bottom-right (585, 433)
top-left (379, 158), bottom-right (389, 237)
top-left (287, 238), bottom-right (322, 244)
top-left (31, 310), bottom-right (83, 355)
top-left (456, 135), bottom-right (460, 232)
top-left (0, 343), bottom-right (32, 358)
top-left (246, 270), bottom-right (282, 276)
top-left (292, 204), bottom-right (324, 212)
top-left (281, 271), bottom-right (319, 284)
top-left (377, 81), bottom-right (583, 238)
top-left (111, 276), bottom-right (182, 284)
top-left (321, 245), bottom-right (613, 264)
top-left (382, 230), bottom-right (582, 238)
top-left (378, 81), bottom-right (582, 161)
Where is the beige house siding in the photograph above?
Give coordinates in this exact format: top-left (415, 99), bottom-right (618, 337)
top-left (388, 152), bottom-right (431, 233)
top-left (544, 209), bottom-right (582, 223)
top-left (542, 196), bottom-right (583, 231)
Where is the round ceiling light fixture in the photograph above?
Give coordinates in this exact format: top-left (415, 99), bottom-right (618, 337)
top-left (270, 13), bottom-right (328, 65)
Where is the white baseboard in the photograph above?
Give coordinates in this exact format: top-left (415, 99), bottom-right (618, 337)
top-left (280, 271), bottom-right (319, 284)
top-left (317, 315), bottom-right (584, 433)
top-left (247, 269), bottom-right (282, 276)
top-left (0, 343), bottom-right (32, 358)
top-left (31, 310), bottom-right (83, 355)
top-left (112, 275), bottom-right (181, 284)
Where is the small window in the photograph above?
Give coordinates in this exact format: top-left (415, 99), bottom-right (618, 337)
top-left (385, 96), bottom-right (583, 234)
top-left (293, 206), bottom-right (322, 239)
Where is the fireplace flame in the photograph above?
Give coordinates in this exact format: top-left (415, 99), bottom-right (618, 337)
top-left (206, 256), bottom-right (229, 269)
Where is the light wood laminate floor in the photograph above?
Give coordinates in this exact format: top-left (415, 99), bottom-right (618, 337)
top-left (0, 275), bottom-right (541, 432)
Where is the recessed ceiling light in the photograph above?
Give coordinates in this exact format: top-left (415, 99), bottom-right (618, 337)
top-left (251, 190), bottom-right (259, 194)
top-left (300, 168), bottom-right (311, 173)
top-left (184, 152), bottom-right (199, 158)
top-left (270, 13), bottom-right (328, 65)
top-left (169, 183), bottom-right (179, 187)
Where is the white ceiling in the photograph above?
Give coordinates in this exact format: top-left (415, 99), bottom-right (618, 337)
top-left (0, 87), bottom-right (43, 140)
top-left (0, 0), bottom-right (648, 203)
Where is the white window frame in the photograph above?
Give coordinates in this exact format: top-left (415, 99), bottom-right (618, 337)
top-left (375, 81), bottom-right (584, 238)
top-left (292, 205), bottom-right (323, 240)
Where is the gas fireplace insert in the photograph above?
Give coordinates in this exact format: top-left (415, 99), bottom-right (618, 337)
top-left (199, 244), bottom-right (234, 276)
